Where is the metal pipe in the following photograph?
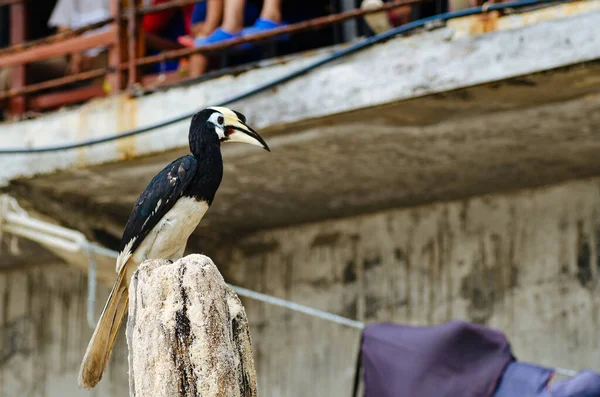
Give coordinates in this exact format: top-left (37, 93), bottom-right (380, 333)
top-left (6, 212), bottom-right (87, 242)
top-left (0, 29), bottom-right (115, 68)
top-left (0, 67), bottom-right (110, 100)
top-left (133, 0), bottom-right (203, 16)
top-left (127, 0), bottom-right (138, 90)
top-left (0, 18), bottom-right (115, 56)
top-left (3, 225), bottom-right (82, 253)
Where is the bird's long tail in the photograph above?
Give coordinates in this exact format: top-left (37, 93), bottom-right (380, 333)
top-left (78, 269), bottom-right (129, 389)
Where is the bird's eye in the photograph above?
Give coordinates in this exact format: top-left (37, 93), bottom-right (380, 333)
top-left (217, 116), bottom-right (224, 125)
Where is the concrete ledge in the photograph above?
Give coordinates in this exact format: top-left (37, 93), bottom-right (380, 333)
top-left (1, 1), bottom-right (600, 186)
top-left (3, 1), bottom-right (600, 244)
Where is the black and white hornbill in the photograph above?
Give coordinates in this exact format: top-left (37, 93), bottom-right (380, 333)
top-left (78, 106), bottom-right (269, 389)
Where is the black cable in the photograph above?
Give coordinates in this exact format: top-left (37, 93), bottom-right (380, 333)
top-left (0, 0), bottom-right (551, 154)
top-left (351, 332), bottom-right (365, 397)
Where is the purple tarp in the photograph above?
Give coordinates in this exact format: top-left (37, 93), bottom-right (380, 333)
top-left (356, 321), bottom-right (600, 397)
top-left (493, 365), bottom-right (600, 396)
top-left (546, 371), bottom-right (600, 397)
top-left (493, 361), bottom-right (554, 396)
top-left (359, 321), bottom-right (513, 397)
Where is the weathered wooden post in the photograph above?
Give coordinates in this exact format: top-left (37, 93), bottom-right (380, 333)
top-left (126, 254), bottom-right (258, 397)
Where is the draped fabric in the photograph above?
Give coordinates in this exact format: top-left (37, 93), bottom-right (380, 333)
top-left (360, 321), bottom-right (513, 397)
top-left (357, 321), bottom-right (600, 397)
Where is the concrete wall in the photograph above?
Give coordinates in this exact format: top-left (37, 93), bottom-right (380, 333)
top-left (0, 264), bottom-right (128, 397)
top-left (216, 176), bottom-right (600, 396)
top-left (2, 176), bottom-right (600, 396)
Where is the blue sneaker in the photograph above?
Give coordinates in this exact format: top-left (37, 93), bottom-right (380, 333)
top-left (242, 18), bottom-right (289, 43)
top-left (194, 27), bottom-right (242, 47)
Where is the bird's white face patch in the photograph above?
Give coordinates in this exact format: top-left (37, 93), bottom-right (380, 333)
top-left (207, 110), bottom-right (227, 140)
top-left (208, 106), bottom-right (237, 119)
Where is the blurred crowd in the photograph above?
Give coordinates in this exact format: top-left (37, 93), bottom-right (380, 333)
top-left (0, 0), bottom-right (489, 110)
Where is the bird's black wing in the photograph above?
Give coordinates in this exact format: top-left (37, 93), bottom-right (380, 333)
top-left (118, 155), bottom-right (197, 256)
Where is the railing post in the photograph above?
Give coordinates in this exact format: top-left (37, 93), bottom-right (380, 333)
top-left (108, 0), bottom-right (124, 93)
top-left (9, 1), bottom-right (26, 116)
top-left (127, 0), bottom-right (143, 93)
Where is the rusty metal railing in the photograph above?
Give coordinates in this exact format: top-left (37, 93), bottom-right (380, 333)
top-left (0, 19), bottom-right (115, 56)
top-left (0, 0), bottom-right (202, 56)
top-left (0, 0), bottom-right (424, 115)
top-left (134, 0), bottom-right (424, 67)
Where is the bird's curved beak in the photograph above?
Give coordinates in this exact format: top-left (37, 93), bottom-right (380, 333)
top-left (224, 116), bottom-right (270, 152)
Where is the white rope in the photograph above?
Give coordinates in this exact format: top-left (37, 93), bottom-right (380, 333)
top-left (81, 242), bottom-right (117, 328)
top-left (555, 367), bottom-right (578, 377)
top-left (86, 243), bottom-right (118, 259)
top-left (0, 195), bottom-right (26, 254)
top-left (0, 196), bottom-right (7, 253)
top-left (229, 285), bottom-right (365, 330)
top-left (85, 244), bottom-right (97, 329)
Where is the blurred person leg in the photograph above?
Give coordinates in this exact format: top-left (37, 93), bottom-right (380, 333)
top-left (361, 0), bottom-right (411, 34)
top-left (222, 0), bottom-right (246, 33)
top-left (188, 0), bottom-right (274, 76)
top-left (187, 0), bottom-right (242, 76)
top-left (241, 0), bottom-right (287, 37)
top-left (178, 0), bottom-right (225, 47)
top-left (187, 0), bottom-right (252, 75)
top-left (189, 0), bottom-right (252, 46)
top-left (198, 0), bottom-right (225, 35)
top-left (256, 0), bottom-right (283, 25)
top-left (194, 0), bottom-right (283, 44)
top-left (361, 0), bottom-right (392, 34)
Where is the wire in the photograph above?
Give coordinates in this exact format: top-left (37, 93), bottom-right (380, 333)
top-left (230, 285), bottom-right (366, 329)
top-left (0, 0), bottom-right (552, 154)
top-left (86, 244), bottom-right (98, 329)
top-left (555, 368), bottom-right (578, 377)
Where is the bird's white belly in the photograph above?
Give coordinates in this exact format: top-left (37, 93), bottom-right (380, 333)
top-left (132, 197), bottom-right (209, 264)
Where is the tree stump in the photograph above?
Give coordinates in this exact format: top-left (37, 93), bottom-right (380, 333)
top-left (126, 254), bottom-right (257, 397)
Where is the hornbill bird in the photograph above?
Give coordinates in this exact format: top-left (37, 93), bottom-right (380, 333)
top-left (78, 106), bottom-right (270, 389)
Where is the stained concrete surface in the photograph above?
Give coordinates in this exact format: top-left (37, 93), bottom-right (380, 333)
top-left (1, 4), bottom-right (600, 395)
top-left (2, 176), bottom-right (600, 397)
top-left (2, 5), bottom-right (600, 251)
top-left (2, 2), bottom-right (600, 185)
top-left (7, 75), bottom-right (600, 256)
top-left (213, 176), bottom-right (600, 396)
